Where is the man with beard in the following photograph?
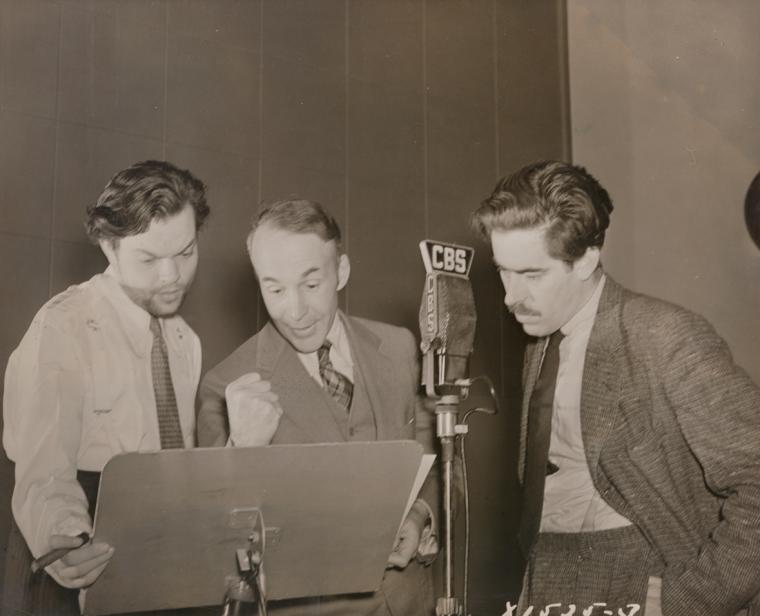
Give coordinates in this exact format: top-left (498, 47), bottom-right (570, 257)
top-left (2, 160), bottom-right (209, 615)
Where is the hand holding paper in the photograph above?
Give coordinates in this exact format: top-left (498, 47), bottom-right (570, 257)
top-left (387, 502), bottom-right (426, 568)
top-left (225, 372), bottom-right (283, 447)
top-left (46, 534), bottom-right (114, 588)
top-left (387, 454), bottom-right (438, 568)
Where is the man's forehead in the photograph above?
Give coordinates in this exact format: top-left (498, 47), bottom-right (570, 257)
top-left (116, 207), bottom-right (197, 254)
top-left (251, 227), bottom-right (339, 278)
top-left (491, 227), bottom-right (552, 262)
top-left (258, 264), bottom-right (325, 282)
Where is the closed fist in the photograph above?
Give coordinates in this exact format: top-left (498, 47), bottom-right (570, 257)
top-left (225, 372), bottom-right (283, 447)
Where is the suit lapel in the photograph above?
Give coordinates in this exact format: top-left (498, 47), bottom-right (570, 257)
top-left (342, 314), bottom-right (398, 440)
top-left (257, 323), bottom-right (345, 443)
top-left (581, 277), bottom-right (625, 480)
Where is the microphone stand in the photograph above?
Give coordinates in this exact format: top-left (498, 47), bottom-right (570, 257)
top-left (425, 349), bottom-right (468, 616)
top-left (434, 392), bottom-right (465, 616)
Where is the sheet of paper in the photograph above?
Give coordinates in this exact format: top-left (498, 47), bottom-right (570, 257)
top-left (400, 453), bottom-right (436, 525)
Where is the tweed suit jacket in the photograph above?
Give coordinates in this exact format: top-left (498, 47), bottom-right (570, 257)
top-left (519, 276), bottom-right (760, 616)
top-left (197, 311), bottom-right (437, 616)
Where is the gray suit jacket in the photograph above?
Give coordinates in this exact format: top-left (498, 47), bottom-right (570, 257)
top-left (520, 276), bottom-right (760, 615)
top-left (197, 311), bottom-right (436, 616)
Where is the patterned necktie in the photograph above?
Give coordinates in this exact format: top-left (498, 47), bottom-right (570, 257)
top-left (150, 317), bottom-right (185, 449)
top-left (518, 330), bottom-right (564, 554)
top-left (317, 341), bottom-right (353, 413)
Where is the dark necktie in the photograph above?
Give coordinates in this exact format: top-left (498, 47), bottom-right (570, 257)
top-left (317, 341), bottom-right (353, 413)
top-left (150, 317), bottom-right (185, 449)
top-left (518, 330), bottom-right (564, 554)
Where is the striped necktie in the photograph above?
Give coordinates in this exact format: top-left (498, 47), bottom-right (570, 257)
top-left (518, 330), bottom-right (564, 554)
top-left (317, 341), bottom-right (353, 413)
top-left (150, 317), bottom-right (185, 449)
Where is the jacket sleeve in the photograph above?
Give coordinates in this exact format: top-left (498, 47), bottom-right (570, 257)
top-left (196, 364), bottom-right (232, 447)
top-left (660, 312), bottom-right (760, 615)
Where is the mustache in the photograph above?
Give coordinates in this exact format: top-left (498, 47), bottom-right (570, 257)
top-left (508, 303), bottom-right (540, 317)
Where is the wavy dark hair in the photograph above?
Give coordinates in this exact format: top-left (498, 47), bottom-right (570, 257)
top-left (85, 160), bottom-right (209, 243)
top-left (471, 160), bottom-right (614, 263)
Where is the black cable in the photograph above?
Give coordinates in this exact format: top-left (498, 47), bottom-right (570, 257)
top-left (462, 375), bottom-right (500, 416)
top-left (245, 554), bottom-right (267, 616)
top-left (255, 573), bottom-right (267, 616)
top-left (459, 423), bottom-right (471, 616)
top-left (457, 374), bottom-right (499, 616)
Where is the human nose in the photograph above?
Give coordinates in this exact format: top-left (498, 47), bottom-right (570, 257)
top-left (157, 257), bottom-right (180, 285)
top-left (286, 289), bottom-right (307, 321)
top-left (502, 273), bottom-right (526, 308)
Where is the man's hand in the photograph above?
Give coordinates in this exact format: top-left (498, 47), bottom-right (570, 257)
top-left (225, 372), bottom-right (283, 447)
top-left (48, 534), bottom-right (114, 588)
top-left (387, 502), bottom-right (429, 569)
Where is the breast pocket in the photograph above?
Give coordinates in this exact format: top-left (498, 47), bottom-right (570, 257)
top-left (82, 341), bottom-right (143, 455)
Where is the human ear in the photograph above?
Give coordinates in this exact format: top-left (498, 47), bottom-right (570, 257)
top-left (573, 246), bottom-right (601, 280)
top-left (337, 254), bottom-right (350, 291)
top-left (99, 239), bottom-right (118, 267)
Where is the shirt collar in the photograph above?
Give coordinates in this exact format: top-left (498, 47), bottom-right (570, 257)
top-left (296, 311), bottom-right (352, 363)
top-left (96, 266), bottom-right (154, 356)
top-left (294, 310), bottom-right (354, 384)
top-left (326, 312), bottom-right (351, 363)
top-left (560, 273), bottom-right (607, 338)
top-left (296, 310), bottom-right (353, 358)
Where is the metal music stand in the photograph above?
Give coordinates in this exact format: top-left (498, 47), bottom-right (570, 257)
top-left (82, 441), bottom-right (427, 615)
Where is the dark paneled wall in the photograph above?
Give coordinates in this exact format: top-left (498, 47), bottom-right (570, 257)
top-left (0, 0), bottom-right (568, 610)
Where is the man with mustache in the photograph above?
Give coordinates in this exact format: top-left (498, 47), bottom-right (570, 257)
top-left (471, 161), bottom-right (760, 615)
top-left (3, 160), bottom-right (209, 615)
top-left (197, 199), bottom-right (439, 616)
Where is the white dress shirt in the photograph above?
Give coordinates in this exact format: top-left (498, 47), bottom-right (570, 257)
top-left (541, 275), bottom-right (632, 532)
top-left (3, 267), bottom-right (201, 562)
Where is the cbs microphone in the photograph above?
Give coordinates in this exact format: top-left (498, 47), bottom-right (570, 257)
top-left (418, 239), bottom-right (476, 398)
top-left (417, 239), bottom-right (477, 616)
